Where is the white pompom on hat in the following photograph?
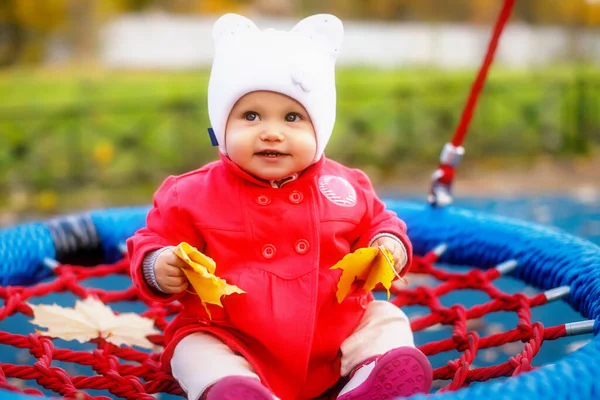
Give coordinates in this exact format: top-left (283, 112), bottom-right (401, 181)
top-left (208, 13), bottom-right (344, 162)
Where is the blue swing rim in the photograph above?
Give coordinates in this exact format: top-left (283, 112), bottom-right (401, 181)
top-left (0, 200), bottom-right (599, 400)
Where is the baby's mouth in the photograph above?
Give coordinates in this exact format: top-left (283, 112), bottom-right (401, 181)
top-left (256, 150), bottom-right (287, 158)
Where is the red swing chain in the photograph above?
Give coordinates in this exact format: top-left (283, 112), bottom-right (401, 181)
top-left (429, 0), bottom-right (516, 207)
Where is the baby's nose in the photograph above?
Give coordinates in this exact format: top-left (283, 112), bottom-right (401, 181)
top-left (260, 130), bottom-right (284, 141)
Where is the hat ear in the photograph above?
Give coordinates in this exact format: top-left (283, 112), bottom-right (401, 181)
top-left (291, 14), bottom-right (343, 58)
top-left (213, 13), bottom-right (259, 43)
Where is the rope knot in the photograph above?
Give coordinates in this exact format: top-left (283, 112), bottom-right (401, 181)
top-left (92, 349), bottom-right (120, 372)
top-left (58, 270), bottom-right (79, 289)
top-left (28, 334), bottom-right (54, 361)
top-left (450, 305), bottom-right (469, 345)
top-left (5, 287), bottom-right (24, 299)
top-left (437, 307), bottom-right (456, 325)
top-left (510, 354), bottom-right (533, 376)
top-left (517, 323), bottom-right (534, 339)
top-left (466, 269), bottom-right (487, 285)
top-left (414, 286), bottom-right (435, 303)
top-left (508, 353), bottom-right (523, 368)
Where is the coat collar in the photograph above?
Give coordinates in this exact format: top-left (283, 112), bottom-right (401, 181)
top-left (219, 152), bottom-right (326, 188)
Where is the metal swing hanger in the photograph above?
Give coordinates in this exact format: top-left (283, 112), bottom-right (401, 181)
top-left (429, 0), bottom-right (516, 207)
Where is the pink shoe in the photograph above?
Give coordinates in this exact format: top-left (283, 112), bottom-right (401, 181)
top-left (337, 347), bottom-right (433, 400)
top-left (203, 376), bottom-right (274, 400)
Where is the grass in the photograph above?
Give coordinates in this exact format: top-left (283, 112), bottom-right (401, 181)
top-left (0, 64), bottom-right (598, 217)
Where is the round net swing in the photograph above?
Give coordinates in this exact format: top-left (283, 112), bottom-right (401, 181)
top-left (1, 1), bottom-right (600, 399)
top-left (1, 204), bottom-right (599, 400)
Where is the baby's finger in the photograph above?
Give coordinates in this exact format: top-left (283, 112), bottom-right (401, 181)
top-left (165, 263), bottom-right (187, 277)
top-left (162, 275), bottom-right (188, 288)
top-left (163, 251), bottom-right (188, 267)
top-left (392, 247), bottom-right (407, 272)
top-left (161, 280), bottom-right (189, 294)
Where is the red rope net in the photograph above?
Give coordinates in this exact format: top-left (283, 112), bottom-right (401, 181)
top-left (0, 247), bottom-right (568, 399)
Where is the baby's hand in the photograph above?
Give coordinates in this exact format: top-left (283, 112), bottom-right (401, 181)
top-left (370, 236), bottom-right (408, 276)
top-left (154, 249), bottom-right (189, 294)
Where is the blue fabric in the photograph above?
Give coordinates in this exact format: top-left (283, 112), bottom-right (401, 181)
top-left (0, 222), bottom-right (56, 286)
top-left (0, 201), bottom-right (599, 399)
top-left (90, 207), bottom-right (149, 263)
top-left (390, 200), bottom-right (600, 399)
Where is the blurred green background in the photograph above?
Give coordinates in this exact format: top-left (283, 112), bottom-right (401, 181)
top-left (0, 0), bottom-right (599, 223)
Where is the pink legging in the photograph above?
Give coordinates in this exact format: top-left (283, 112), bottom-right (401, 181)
top-left (171, 301), bottom-right (415, 400)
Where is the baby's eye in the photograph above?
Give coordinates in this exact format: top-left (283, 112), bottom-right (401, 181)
top-left (285, 113), bottom-right (302, 122)
top-left (244, 112), bottom-right (260, 121)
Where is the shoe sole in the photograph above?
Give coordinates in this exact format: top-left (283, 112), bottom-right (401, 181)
top-left (338, 347), bottom-right (433, 400)
top-left (205, 376), bottom-right (273, 400)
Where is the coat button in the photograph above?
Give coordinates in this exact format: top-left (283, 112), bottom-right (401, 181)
top-left (359, 296), bottom-right (368, 309)
top-left (262, 244), bottom-right (276, 259)
top-left (289, 191), bottom-right (303, 204)
top-left (294, 239), bottom-right (310, 254)
top-left (256, 195), bottom-right (271, 205)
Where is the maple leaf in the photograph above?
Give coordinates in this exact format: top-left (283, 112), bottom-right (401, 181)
top-left (330, 246), bottom-right (402, 303)
top-left (173, 242), bottom-right (245, 319)
top-left (29, 297), bottom-right (159, 349)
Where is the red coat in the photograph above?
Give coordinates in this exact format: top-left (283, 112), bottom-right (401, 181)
top-left (127, 154), bottom-right (412, 400)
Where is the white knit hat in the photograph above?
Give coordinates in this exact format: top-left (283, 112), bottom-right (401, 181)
top-left (208, 13), bottom-right (344, 162)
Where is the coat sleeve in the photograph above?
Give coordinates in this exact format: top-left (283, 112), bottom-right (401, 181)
top-left (126, 175), bottom-right (204, 302)
top-left (351, 169), bottom-right (413, 275)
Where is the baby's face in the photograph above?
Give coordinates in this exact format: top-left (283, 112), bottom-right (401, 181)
top-left (225, 91), bottom-right (317, 181)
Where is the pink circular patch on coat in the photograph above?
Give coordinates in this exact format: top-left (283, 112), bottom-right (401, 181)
top-left (318, 175), bottom-right (357, 207)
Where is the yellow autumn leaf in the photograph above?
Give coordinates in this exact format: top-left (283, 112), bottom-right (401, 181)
top-left (330, 246), bottom-right (399, 303)
top-left (330, 248), bottom-right (379, 303)
top-left (29, 297), bottom-right (159, 349)
top-left (363, 246), bottom-right (397, 297)
top-left (173, 242), bottom-right (245, 319)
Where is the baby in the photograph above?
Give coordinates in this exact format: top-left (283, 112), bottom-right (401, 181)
top-left (127, 13), bottom-right (432, 400)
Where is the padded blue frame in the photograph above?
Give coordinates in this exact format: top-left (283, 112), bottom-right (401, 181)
top-left (1, 200), bottom-right (599, 399)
